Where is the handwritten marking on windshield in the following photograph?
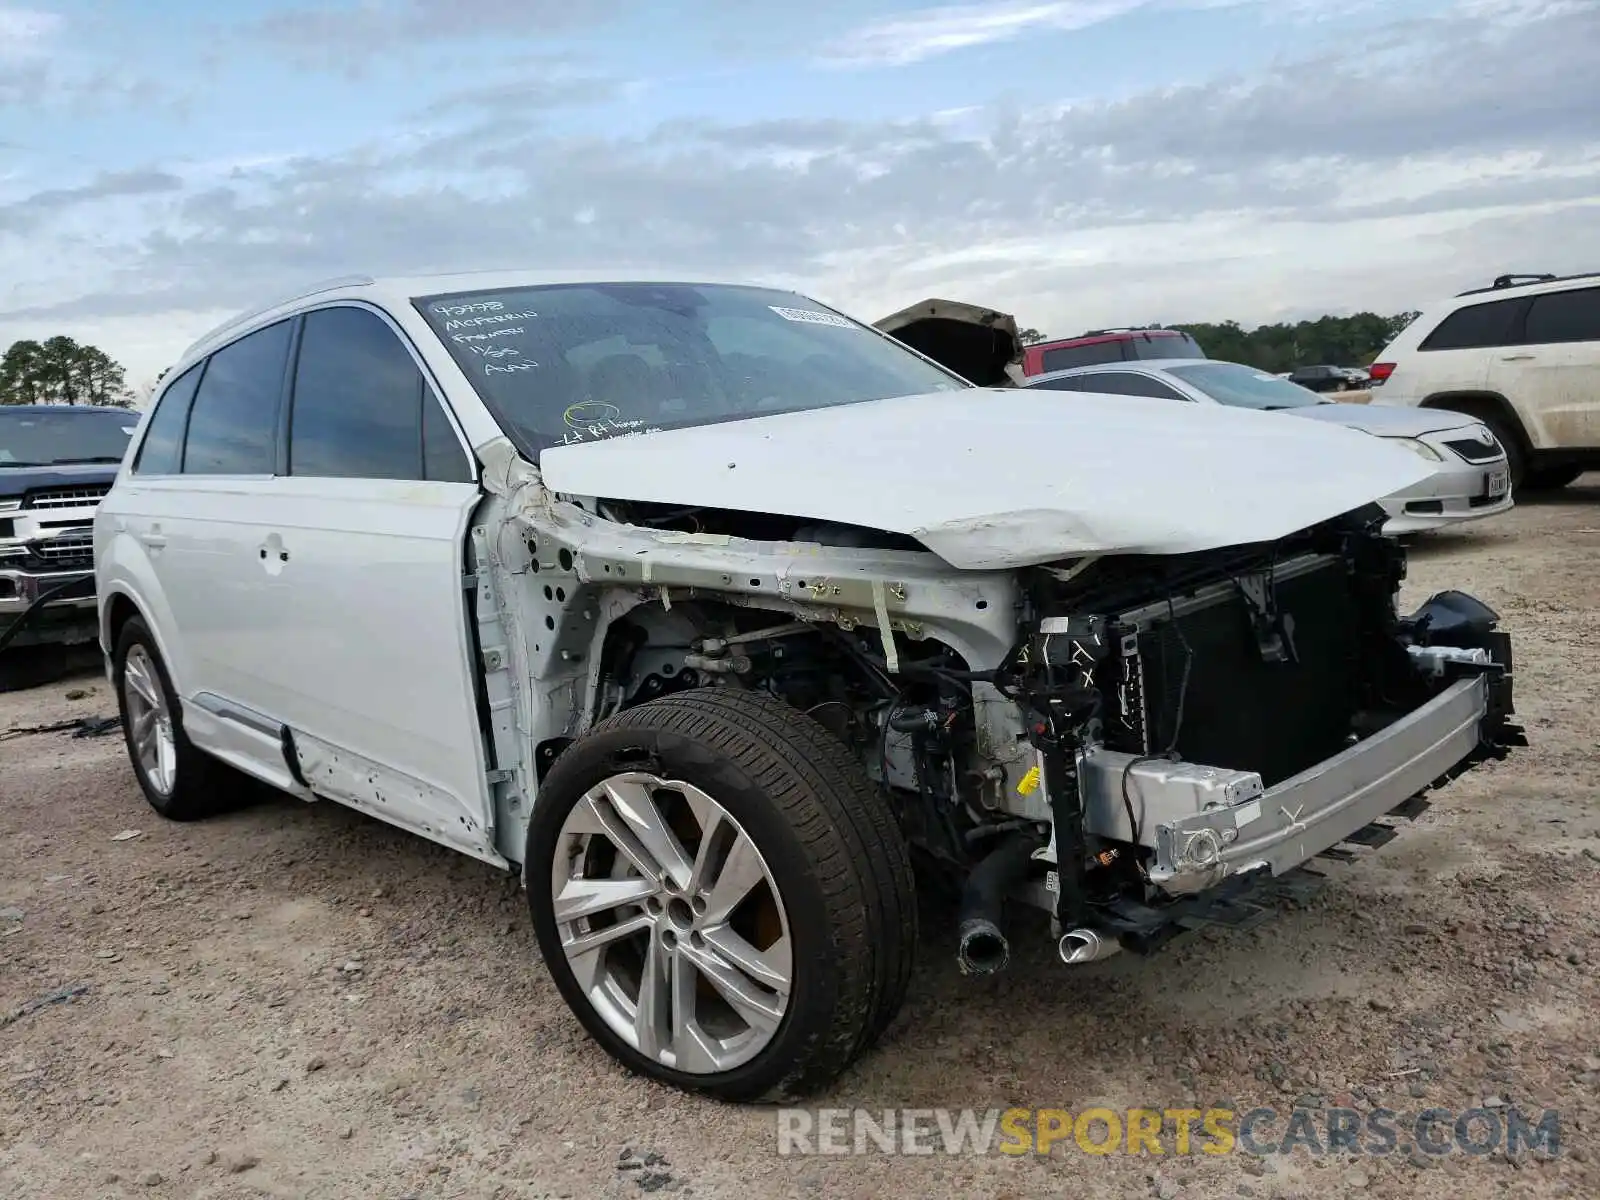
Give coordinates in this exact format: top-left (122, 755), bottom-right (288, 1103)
top-left (485, 361), bottom-right (539, 375)
top-left (452, 327), bottom-right (524, 345)
top-left (558, 417), bottom-right (661, 445)
top-left (563, 401), bottom-right (622, 428)
top-left (432, 300), bottom-right (504, 317)
top-left (444, 310), bottom-right (539, 331)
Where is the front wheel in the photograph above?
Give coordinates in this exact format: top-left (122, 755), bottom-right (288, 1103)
top-left (526, 687), bottom-right (917, 1101)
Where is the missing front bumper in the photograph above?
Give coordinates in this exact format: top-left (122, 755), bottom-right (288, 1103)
top-left (1078, 674), bottom-right (1495, 896)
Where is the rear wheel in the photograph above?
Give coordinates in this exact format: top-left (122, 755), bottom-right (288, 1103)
top-left (1523, 464), bottom-right (1583, 491)
top-left (526, 687), bottom-right (917, 1101)
top-left (113, 616), bottom-right (229, 821)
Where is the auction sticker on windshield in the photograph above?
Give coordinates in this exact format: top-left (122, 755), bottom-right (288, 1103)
top-left (769, 306), bottom-right (856, 329)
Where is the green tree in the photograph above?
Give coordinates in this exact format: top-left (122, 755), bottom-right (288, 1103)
top-left (1017, 327), bottom-right (1047, 345)
top-left (0, 335), bottom-right (134, 407)
top-left (1171, 312), bottom-right (1414, 373)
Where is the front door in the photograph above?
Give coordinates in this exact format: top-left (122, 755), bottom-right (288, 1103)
top-left (248, 303), bottom-right (495, 862)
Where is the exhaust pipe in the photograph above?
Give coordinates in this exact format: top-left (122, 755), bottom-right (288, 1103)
top-left (955, 833), bottom-right (1041, 976)
top-left (1058, 928), bottom-right (1121, 965)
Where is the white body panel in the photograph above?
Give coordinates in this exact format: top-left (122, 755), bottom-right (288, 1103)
top-left (538, 387), bottom-right (1432, 569)
top-left (1020, 360), bottom-right (1512, 536)
top-left (1485, 335), bottom-right (1600, 450)
top-left (99, 472), bottom-right (496, 859)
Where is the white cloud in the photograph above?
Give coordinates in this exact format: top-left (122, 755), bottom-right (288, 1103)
top-left (4, 0), bottom-right (1598, 382)
top-left (0, 6), bottom-right (59, 58)
top-left (818, 0), bottom-right (1147, 67)
top-left (817, 0), bottom-right (1392, 67)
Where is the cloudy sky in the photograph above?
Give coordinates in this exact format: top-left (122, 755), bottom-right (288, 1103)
top-left (3, 0), bottom-right (1598, 392)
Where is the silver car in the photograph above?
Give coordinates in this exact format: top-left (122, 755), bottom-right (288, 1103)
top-left (1025, 359), bottom-right (1513, 534)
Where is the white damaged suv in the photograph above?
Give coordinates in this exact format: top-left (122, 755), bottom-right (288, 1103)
top-left (94, 272), bottom-right (1523, 1100)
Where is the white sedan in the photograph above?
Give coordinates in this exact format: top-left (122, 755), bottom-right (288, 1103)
top-left (1025, 359), bottom-right (1514, 534)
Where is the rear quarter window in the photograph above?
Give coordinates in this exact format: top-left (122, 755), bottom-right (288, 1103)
top-left (134, 363), bottom-right (204, 475)
top-left (1522, 286), bottom-right (1600, 345)
top-left (1418, 297), bottom-right (1528, 352)
top-left (1129, 334), bottom-right (1203, 360)
top-left (183, 319), bottom-right (293, 475)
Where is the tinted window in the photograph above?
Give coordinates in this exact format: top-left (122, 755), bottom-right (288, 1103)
top-left (1522, 287), bottom-right (1600, 345)
top-left (1128, 333), bottom-right (1204, 360)
top-left (1070, 371), bottom-right (1188, 400)
top-left (1040, 341), bottom-right (1125, 371)
top-left (1027, 375), bottom-right (1102, 392)
top-left (414, 283), bottom-right (965, 456)
top-left (290, 307), bottom-right (425, 479)
top-left (1419, 298), bottom-right (1526, 352)
top-left (184, 320), bottom-right (291, 475)
top-left (423, 393), bottom-right (473, 482)
top-left (133, 365), bottom-right (203, 474)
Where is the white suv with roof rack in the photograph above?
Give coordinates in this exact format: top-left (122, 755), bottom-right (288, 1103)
top-left (92, 270), bottom-right (1522, 1102)
top-left (1367, 272), bottom-right (1600, 490)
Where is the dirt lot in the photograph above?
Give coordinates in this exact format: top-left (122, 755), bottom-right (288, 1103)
top-left (3, 483), bottom-right (1598, 1200)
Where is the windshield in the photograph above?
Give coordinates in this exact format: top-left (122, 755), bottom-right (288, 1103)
top-left (414, 282), bottom-right (969, 454)
top-left (1165, 362), bottom-right (1326, 410)
top-left (0, 408), bottom-right (137, 466)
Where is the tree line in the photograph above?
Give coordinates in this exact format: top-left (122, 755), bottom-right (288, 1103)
top-left (1018, 311), bottom-right (1421, 372)
top-left (4, 310), bottom-right (1422, 410)
top-left (1, 336), bottom-right (135, 407)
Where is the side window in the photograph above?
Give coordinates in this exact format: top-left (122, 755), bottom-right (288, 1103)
top-left (133, 363), bottom-right (203, 475)
top-left (183, 320), bottom-right (292, 475)
top-left (1076, 372), bottom-right (1187, 400)
top-left (289, 306), bottom-right (432, 480)
top-left (1522, 287), bottom-right (1600, 345)
top-left (1028, 375), bottom-right (1101, 392)
top-left (1418, 298), bottom-right (1527, 352)
top-left (423, 394), bottom-right (474, 482)
top-left (1041, 341), bottom-right (1124, 371)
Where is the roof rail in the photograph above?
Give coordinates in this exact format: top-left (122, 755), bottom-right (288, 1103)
top-left (1454, 271), bottom-right (1600, 297)
top-left (1079, 324), bottom-right (1178, 336)
top-left (181, 274), bottom-right (378, 360)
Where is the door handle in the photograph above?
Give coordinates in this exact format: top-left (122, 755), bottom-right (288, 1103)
top-left (138, 532), bottom-right (167, 549)
top-left (1500, 354), bottom-right (1535, 362)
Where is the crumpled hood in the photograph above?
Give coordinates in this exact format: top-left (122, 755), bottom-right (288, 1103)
top-left (1283, 401), bottom-right (1481, 438)
top-left (537, 388), bottom-right (1435, 570)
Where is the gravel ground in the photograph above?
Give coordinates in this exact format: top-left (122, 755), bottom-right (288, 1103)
top-left (3, 482), bottom-right (1598, 1200)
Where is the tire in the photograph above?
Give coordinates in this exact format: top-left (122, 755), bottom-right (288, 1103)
top-left (1523, 465), bottom-right (1583, 491)
top-left (112, 616), bottom-right (226, 821)
top-left (526, 687), bottom-right (917, 1102)
top-left (1480, 414), bottom-right (1528, 490)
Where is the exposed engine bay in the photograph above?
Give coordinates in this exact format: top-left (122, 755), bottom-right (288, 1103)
top-left (545, 494), bottom-right (1523, 974)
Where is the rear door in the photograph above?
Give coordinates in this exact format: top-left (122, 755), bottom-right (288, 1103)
top-left (1415, 295), bottom-right (1525, 404)
top-left (1492, 284), bottom-right (1600, 449)
top-left (247, 303), bottom-right (495, 862)
top-left (108, 320), bottom-right (294, 789)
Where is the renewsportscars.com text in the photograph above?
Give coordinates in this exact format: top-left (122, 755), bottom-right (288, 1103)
top-left (775, 1106), bottom-right (1563, 1158)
